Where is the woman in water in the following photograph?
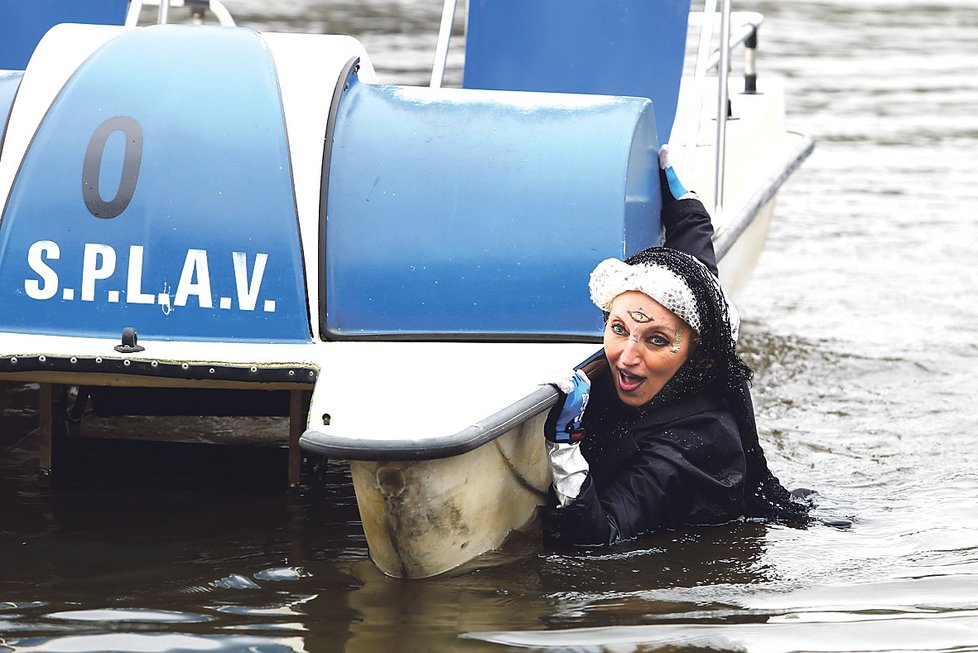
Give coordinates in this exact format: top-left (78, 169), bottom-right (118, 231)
top-left (543, 147), bottom-right (811, 546)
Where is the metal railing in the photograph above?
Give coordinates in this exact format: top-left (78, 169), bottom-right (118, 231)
top-left (686, 4), bottom-right (765, 217)
top-left (430, 0), bottom-right (458, 89)
top-left (125, 0), bottom-right (236, 27)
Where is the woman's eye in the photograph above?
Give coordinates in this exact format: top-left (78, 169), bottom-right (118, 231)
top-left (646, 334), bottom-right (670, 347)
top-left (610, 322), bottom-right (628, 336)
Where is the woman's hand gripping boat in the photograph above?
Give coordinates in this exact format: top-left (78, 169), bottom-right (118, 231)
top-left (0, 0), bottom-right (813, 578)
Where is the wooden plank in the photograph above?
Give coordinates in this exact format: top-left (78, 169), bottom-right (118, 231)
top-left (38, 383), bottom-right (53, 477)
top-left (37, 383), bottom-right (67, 480)
top-left (288, 389), bottom-right (311, 488)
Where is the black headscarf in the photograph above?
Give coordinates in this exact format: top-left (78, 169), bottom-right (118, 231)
top-left (585, 246), bottom-right (810, 525)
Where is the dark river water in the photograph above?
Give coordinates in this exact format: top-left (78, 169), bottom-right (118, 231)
top-left (3, 0), bottom-right (978, 651)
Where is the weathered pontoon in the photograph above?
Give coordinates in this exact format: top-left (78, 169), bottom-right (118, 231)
top-left (0, 0), bottom-right (812, 578)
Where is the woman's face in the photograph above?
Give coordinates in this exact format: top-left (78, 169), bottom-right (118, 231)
top-left (603, 290), bottom-right (693, 407)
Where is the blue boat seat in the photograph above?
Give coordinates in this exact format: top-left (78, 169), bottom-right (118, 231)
top-left (323, 76), bottom-right (661, 340)
top-left (462, 0), bottom-right (691, 145)
top-left (0, 0), bottom-right (129, 70)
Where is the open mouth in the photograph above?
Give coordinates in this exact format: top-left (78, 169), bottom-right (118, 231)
top-left (617, 368), bottom-right (645, 393)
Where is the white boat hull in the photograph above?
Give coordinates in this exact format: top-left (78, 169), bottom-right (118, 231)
top-left (349, 412), bottom-right (550, 578)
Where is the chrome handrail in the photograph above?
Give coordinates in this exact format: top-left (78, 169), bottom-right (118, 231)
top-left (714, 0), bottom-right (732, 217)
top-left (125, 0), bottom-right (236, 27)
top-left (687, 7), bottom-right (766, 217)
top-left (430, 0), bottom-right (457, 88)
top-left (713, 132), bottom-right (815, 260)
top-left (702, 12), bottom-right (764, 72)
top-left (682, 0), bottom-right (717, 177)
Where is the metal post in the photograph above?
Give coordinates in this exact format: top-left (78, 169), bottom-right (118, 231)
top-left (208, 1), bottom-right (236, 27)
top-left (682, 0), bottom-right (718, 166)
top-left (714, 0), bottom-right (732, 217)
top-left (430, 0), bottom-right (458, 88)
top-left (124, 1), bottom-right (143, 27)
top-left (744, 26), bottom-right (758, 94)
top-left (38, 384), bottom-right (67, 481)
top-left (38, 384), bottom-right (54, 477)
top-left (288, 390), bottom-right (311, 488)
top-left (158, 0), bottom-right (171, 25)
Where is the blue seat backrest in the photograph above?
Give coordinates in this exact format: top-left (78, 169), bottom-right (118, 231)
top-left (462, 0), bottom-right (691, 145)
top-left (0, 0), bottom-right (129, 70)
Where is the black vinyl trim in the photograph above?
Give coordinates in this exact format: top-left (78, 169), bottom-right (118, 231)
top-left (0, 353), bottom-right (317, 385)
top-left (713, 132), bottom-right (815, 260)
top-left (298, 348), bottom-right (606, 461)
top-left (318, 56), bottom-right (360, 342)
top-left (299, 383), bottom-right (559, 461)
top-left (319, 332), bottom-right (603, 344)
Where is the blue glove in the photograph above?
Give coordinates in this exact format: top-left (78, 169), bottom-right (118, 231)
top-left (545, 369), bottom-right (590, 443)
top-left (658, 144), bottom-right (692, 204)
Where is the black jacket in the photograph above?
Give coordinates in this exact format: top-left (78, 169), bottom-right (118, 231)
top-left (542, 193), bottom-right (743, 547)
top-left (543, 371), bottom-right (749, 546)
top-left (660, 194), bottom-right (718, 274)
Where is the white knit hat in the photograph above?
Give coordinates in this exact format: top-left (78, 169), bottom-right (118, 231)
top-left (589, 257), bottom-right (701, 333)
top-left (588, 253), bottom-right (741, 341)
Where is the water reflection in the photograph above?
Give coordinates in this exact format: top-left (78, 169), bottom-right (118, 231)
top-left (8, 634), bottom-right (305, 653)
top-left (332, 525), bottom-right (775, 652)
top-left (467, 611), bottom-right (978, 653)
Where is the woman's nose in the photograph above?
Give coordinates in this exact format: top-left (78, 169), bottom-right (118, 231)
top-left (620, 337), bottom-right (641, 365)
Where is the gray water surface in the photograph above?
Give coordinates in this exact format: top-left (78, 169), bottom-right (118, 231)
top-left (2, 0), bottom-right (978, 651)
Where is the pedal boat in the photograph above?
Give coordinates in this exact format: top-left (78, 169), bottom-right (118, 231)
top-left (0, 0), bottom-right (812, 578)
